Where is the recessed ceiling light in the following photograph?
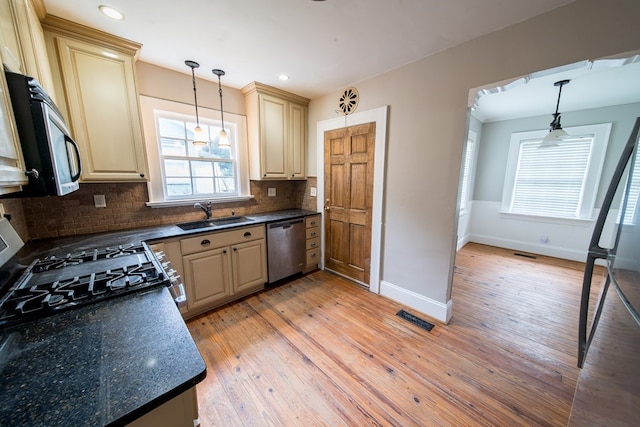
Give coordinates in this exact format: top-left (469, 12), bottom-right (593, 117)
top-left (279, 74), bottom-right (290, 81)
top-left (99, 5), bottom-right (125, 20)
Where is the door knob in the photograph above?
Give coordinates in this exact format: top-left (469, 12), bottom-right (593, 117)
top-left (324, 198), bottom-right (330, 211)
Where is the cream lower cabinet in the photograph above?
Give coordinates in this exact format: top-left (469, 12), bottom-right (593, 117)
top-left (42, 16), bottom-right (148, 182)
top-left (127, 387), bottom-right (199, 427)
top-left (181, 225), bottom-right (267, 318)
top-left (242, 82), bottom-right (309, 180)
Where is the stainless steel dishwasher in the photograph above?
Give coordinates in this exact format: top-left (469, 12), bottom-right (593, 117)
top-left (267, 218), bottom-right (306, 283)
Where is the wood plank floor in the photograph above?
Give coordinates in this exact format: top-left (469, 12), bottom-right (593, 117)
top-left (187, 243), bottom-right (603, 426)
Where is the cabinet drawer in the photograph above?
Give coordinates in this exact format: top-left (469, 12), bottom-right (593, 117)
top-left (181, 225), bottom-right (265, 255)
top-left (306, 226), bottom-right (319, 240)
top-left (306, 248), bottom-right (320, 266)
top-left (306, 237), bottom-right (320, 250)
top-left (305, 215), bottom-right (320, 228)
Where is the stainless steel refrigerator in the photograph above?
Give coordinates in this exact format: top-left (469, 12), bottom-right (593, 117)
top-left (570, 117), bottom-right (640, 425)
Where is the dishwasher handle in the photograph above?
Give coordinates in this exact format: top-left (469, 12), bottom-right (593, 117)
top-left (268, 218), bottom-right (304, 229)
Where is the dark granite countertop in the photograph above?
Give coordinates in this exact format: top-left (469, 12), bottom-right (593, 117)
top-left (0, 287), bottom-right (206, 426)
top-left (0, 208), bottom-right (319, 426)
top-left (13, 208), bottom-right (320, 265)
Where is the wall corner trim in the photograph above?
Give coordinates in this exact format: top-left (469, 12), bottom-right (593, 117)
top-left (380, 280), bottom-right (452, 324)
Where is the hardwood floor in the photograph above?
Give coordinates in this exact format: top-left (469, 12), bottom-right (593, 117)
top-left (187, 243), bottom-right (602, 426)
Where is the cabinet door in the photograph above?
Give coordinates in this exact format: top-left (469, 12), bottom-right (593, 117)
top-left (259, 93), bottom-right (288, 178)
top-left (11, 0), bottom-right (56, 99)
top-left (231, 239), bottom-right (267, 293)
top-left (289, 102), bottom-right (306, 179)
top-left (54, 36), bottom-right (148, 182)
top-left (182, 247), bottom-right (232, 311)
top-left (0, 63), bottom-right (26, 194)
top-left (0, 0), bottom-right (24, 73)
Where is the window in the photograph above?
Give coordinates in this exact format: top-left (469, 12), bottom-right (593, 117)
top-left (158, 117), bottom-right (236, 198)
top-left (459, 131), bottom-right (476, 211)
top-left (139, 96), bottom-right (251, 207)
top-left (502, 123), bottom-right (611, 220)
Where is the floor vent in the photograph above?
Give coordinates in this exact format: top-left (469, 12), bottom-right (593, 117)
top-left (514, 252), bottom-right (537, 259)
top-left (396, 310), bottom-right (434, 332)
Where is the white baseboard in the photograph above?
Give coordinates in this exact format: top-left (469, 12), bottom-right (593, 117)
top-left (380, 280), bottom-right (452, 324)
top-left (457, 234), bottom-right (470, 252)
top-left (469, 233), bottom-right (587, 262)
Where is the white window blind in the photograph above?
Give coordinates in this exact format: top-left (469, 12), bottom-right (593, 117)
top-left (459, 135), bottom-right (475, 211)
top-left (502, 123), bottom-right (611, 220)
top-left (620, 159), bottom-right (640, 225)
top-left (510, 137), bottom-right (593, 217)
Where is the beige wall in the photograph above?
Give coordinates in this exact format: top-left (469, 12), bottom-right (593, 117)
top-left (308, 0), bottom-right (640, 320)
top-left (135, 61), bottom-right (246, 116)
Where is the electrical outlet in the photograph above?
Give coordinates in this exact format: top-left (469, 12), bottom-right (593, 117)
top-left (268, 188), bottom-right (276, 197)
top-left (540, 236), bottom-right (549, 244)
top-left (94, 195), bottom-right (107, 208)
top-left (310, 187), bottom-right (317, 197)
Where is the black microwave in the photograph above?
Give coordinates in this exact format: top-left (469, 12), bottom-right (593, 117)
top-left (4, 71), bottom-right (81, 197)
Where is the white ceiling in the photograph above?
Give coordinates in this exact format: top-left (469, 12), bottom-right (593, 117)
top-left (41, 0), bottom-right (576, 100)
top-left (472, 56), bottom-right (640, 123)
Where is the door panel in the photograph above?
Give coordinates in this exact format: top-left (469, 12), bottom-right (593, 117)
top-left (324, 122), bottom-right (375, 285)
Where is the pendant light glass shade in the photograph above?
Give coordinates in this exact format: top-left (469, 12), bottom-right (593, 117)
top-left (540, 79), bottom-right (571, 148)
top-left (185, 60), bottom-right (208, 147)
top-left (212, 69), bottom-right (230, 148)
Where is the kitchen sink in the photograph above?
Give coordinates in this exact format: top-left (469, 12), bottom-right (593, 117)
top-left (177, 216), bottom-right (253, 231)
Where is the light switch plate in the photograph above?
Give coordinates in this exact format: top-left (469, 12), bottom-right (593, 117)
top-left (94, 195), bottom-right (106, 208)
top-left (310, 187), bottom-right (317, 197)
top-left (268, 188), bottom-right (276, 197)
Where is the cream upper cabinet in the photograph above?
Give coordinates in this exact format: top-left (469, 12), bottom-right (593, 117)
top-left (0, 63), bottom-right (27, 195)
top-left (242, 82), bottom-right (309, 180)
top-left (0, 0), bottom-right (24, 73)
top-left (0, 0), bottom-right (55, 95)
top-left (42, 16), bottom-right (149, 182)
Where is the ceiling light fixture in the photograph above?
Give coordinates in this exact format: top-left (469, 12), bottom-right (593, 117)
top-left (212, 69), bottom-right (230, 148)
top-left (279, 74), bottom-right (290, 81)
top-left (98, 5), bottom-right (125, 20)
top-left (185, 60), bottom-right (208, 146)
top-left (540, 79), bottom-right (571, 147)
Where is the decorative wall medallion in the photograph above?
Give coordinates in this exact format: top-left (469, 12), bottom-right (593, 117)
top-left (338, 87), bottom-right (359, 115)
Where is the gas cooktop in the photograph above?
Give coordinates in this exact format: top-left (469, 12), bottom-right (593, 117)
top-left (0, 243), bottom-right (169, 328)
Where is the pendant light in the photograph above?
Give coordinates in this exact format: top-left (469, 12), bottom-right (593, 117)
top-left (540, 79), bottom-right (571, 147)
top-left (185, 60), bottom-right (208, 146)
top-left (212, 68), bottom-right (230, 147)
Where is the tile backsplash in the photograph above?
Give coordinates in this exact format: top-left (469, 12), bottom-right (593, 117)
top-left (7, 178), bottom-right (318, 241)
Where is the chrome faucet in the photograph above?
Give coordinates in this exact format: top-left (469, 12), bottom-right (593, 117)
top-left (194, 201), bottom-right (212, 219)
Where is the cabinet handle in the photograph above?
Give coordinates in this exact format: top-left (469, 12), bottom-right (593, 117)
top-left (243, 231), bottom-right (252, 237)
top-left (25, 169), bottom-right (40, 179)
top-left (311, 253), bottom-right (317, 258)
top-left (310, 232), bottom-right (316, 237)
top-left (310, 221), bottom-right (316, 225)
top-left (311, 242), bottom-right (316, 247)
top-left (201, 239), bottom-right (211, 246)
top-left (223, 249), bottom-right (227, 254)
top-left (233, 247), bottom-right (237, 251)
top-left (140, 173), bottom-right (145, 178)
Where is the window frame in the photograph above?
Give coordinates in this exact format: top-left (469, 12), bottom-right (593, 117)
top-left (459, 130), bottom-right (477, 212)
top-left (501, 123), bottom-right (612, 221)
top-left (139, 95), bottom-right (252, 207)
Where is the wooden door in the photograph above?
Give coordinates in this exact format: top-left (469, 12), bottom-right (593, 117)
top-left (324, 122), bottom-right (375, 285)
